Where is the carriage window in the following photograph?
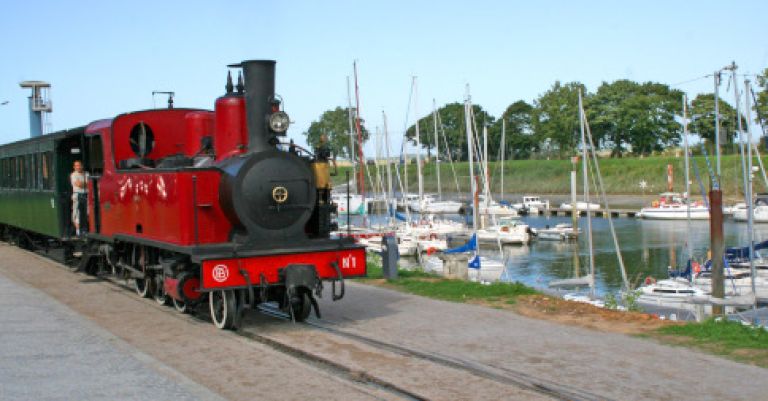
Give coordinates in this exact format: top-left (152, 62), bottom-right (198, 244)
top-left (89, 135), bottom-right (104, 175)
top-left (41, 152), bottom-right (52, 190)
top-left (31, 153), bottom-right (39, 189)
top-left (17, 157), bottom-right (24, 188)
top-left (9, 157), bottom-right (16, 188)
top-left (0, 158), bottom-right (6, 188)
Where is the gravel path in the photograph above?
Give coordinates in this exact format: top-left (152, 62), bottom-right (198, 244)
top-left (313, 282), bottom-right (768, 401)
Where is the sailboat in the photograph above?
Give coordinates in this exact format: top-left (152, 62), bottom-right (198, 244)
top-left (419, 88), bottom-right (505, 282)
top-left (549, 91), bottom-right (595, 290)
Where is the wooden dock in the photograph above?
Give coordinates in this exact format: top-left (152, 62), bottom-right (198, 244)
top-left (532, 208), bottom-right (640, 218)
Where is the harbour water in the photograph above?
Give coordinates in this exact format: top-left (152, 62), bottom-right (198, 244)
top-left (349, 213), bottom-right (768, 297)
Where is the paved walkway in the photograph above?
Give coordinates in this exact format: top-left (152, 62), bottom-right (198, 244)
top-left (0, 272), bottom-right (224, 401)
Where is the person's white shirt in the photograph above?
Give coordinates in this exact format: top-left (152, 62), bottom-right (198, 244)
top-left (70, 171), bottom-right (88, 194)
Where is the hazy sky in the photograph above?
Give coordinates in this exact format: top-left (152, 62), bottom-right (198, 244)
top-left (1, 0), bottom-right (766, 155)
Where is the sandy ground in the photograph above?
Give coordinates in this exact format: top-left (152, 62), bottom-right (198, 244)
top-left (1, 243), bottom-right (766, 400)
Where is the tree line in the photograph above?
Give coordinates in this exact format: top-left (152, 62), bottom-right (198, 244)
top-left (305, 69), bottom-right (768, 161)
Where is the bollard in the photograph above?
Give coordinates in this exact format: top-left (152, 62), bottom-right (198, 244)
top-left (381, 235), bottom-right (399, 280)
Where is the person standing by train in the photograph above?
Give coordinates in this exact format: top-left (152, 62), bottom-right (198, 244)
top-left (71, 161), bottom-right (88, 236)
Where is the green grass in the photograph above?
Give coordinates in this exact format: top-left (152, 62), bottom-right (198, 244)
top-left (357, 259), bottom-right (538, 304)
top-left (654, 318), bottom-right (768, 367)
top-left (658, 318), bottom-right (768, 350)
top-left (335, 154), bottom-right (768, 198)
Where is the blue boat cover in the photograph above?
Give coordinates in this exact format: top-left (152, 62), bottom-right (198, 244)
top-left (468, 255), bottom-right (481, 269)
top-left (444, 234), bottom-right (477, 254)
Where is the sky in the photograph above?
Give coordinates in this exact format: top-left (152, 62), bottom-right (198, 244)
top-left (1, 0), bottom-right (767, 156)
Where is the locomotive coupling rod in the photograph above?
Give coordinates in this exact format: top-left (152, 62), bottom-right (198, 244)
top-left (330, 261), bottom-right (345, 301)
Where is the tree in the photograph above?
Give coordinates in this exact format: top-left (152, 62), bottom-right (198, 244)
top-left (756, 68), bottom-right (768, 128)
top-left (688, 93), bottom-right (744, 145)
top-left (405, 102), bottom-right (495, 161)
top-left (492, 100), bottom-right (537, 159)
top-left (531, 81), bottom-right (586, 157)
top-left (589, 80), bottom-right (683, 156)
top-left (303, 107), bottom-right (369, 159)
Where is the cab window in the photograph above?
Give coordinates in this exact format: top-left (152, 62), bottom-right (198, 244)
top-left (88, 135), bottom-right (104, 175)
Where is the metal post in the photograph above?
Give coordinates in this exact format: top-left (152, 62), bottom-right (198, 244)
top-left (709, 189), bottom-right (725, 315)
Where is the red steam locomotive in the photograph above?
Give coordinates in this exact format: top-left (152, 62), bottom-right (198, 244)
top-left (73, 60), bottom-right (367, 329)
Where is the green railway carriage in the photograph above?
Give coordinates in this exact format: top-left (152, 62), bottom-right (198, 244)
top-left (0, 128), bottom-right (87, 239)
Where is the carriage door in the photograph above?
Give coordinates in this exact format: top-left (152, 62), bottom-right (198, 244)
top-left (86, 135), bottom-right (104, 233)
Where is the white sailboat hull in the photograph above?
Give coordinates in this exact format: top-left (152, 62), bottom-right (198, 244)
top-left (639, 206), bottom-right (710, 220)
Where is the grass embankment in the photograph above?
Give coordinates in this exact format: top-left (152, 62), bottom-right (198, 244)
top-left (335, 154), bottom-right (768, 198)
top-left (652, 319), bottom-right (768, 368)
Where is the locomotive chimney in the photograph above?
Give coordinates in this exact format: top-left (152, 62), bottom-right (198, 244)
top-left (240, 60), bottom-right (276, 153)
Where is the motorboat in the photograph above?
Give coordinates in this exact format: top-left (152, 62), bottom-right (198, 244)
top-left (638, 192), bottom-right (709, 220)
top-left (732, 194), bottom-right (768, 223)
top-left (511, 195), bottom-right (550, 214)
top-left (409, 194), bottom-right (463, 214)
top-left (331, 192), bottom-right (367, 215)
top-left (559, 201), bottom-right (600, 211)
top-left (533, 223), bottom-right (580, 241)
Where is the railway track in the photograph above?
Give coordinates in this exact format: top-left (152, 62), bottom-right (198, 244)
top-left (34, 249), bottom-right (607, 401)
top-left (255, 305), bottom-right (610, 401)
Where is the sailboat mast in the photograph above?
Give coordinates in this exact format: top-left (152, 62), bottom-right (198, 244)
top-left (465, 87), bottom-right (478, 232)
top-left (383, 111), bottom-right (394, 225)
top-left (353, 61), bottom-right (365, 201)
top-left (433, 99), bottom-right (441, 200)
top-left (346, 76), bottom-right (356, 193)
top-left (413, 77), bottom-right (424, 207)
top-left (745, 79), bottom-right (758, 312)
top-left (500, 119), bottom-right (506, 202)
top-left (714, 70), bottom-right (722, 176)
top-left (683, 95), bottom-right (693, 265)
top-left (579, 90), bottom-right (595, 296)
top-left (483, 125), bottom-right (490, 204)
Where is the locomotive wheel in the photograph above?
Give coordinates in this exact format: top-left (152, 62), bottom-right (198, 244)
top-left (209, 290), bottom-right (237, 330)
top-left (172, 298), bottom-right (188, 314)
top-left (135, 278), bottom-right (153, 298)
top-left (290, 291), bottom-right (312, 322)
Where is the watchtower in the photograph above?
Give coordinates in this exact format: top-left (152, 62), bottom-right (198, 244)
top-left (19, 81), bottom-right (52, 137)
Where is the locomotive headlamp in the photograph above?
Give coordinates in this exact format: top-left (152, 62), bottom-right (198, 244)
top-left (269, 111), bottom-right (290, 134)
